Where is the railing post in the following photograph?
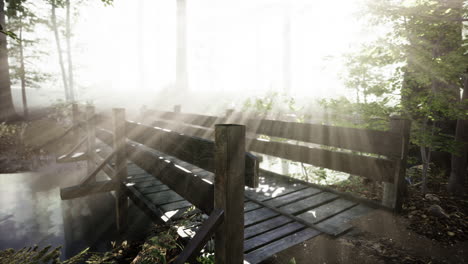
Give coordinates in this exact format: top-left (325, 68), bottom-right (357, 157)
top-left (214, 124), bottom-right (245, 264)
top-left (86, 105), bottom-right (96, 176)
top-left (382, 116), bottom-right (411, 212)
top-left (72, 103), bottom-right (79, 142)
top-left (174, 104), bottom-right (181, 113)
top-left (113, 108), bottom-right (128, 232)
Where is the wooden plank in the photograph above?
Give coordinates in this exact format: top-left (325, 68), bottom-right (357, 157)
top-left (151, 119), bottom-right (214, 139)
top-left (124, 185), bottom-right (166, 225)
top-left (297, 198), bottom-right (357, 224)
top-left (214, 124), bottom-right (245, 264)
top-left (137, 185), bottom-right (170, 194)
top-left (60, 180), bottom-right (118, 200)
top-left (315, 204), bottom-right (373, 236)
top-left (248, 138), bottom-right (395, 182)
top-left (244, 228), bottom-right (321, 264)
top-left (80, 151), bottom-right (116, 185)
top-left (56, 151), bottom-right (87, 163)
top-left (245, 183), bottom-right (307, 202)
top-left (279, 192), bottom-right (338, 215)
top-left (134, 180), bottom-right (160, 189)
top-left (146, 190), bottom-right (186, 205)
top-left (126, 142), bottom-right (214, 214)
top-left (244, 118), bottom-right (401, 156)
top-left (244, 222), bottom-right (305, 252)
top-left (160, 200), bottom-right (193, 212)
top-left (174, 209), bottom-right (224, 264)
top-left (244, 216), bottom-right (292, 239)
top-left (86, 106), bottom-right (97, 176)
top-left (145, 109), bottom-right (221, 128)
top-left (264, 187), bottom-right (322, 208)
top-left (244, 201), bottom-right (262, 212)
top-left (99, 126), bottom-right (259, 188)
top-left (244, 207), bottom-right (278, 226)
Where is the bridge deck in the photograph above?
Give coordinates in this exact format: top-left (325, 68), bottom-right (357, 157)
top-left (97, 144), bottom-right (374, 264)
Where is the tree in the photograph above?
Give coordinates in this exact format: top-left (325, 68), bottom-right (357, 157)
top-left (0, 0), bottom-right (17, 122)
top-left (7, 0), bottom-right (50, 119)
top-left (347, 0), bottom-right (468, 193)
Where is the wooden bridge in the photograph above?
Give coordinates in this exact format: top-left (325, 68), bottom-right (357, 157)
top-left (54, 104), bottom-right (410, 264)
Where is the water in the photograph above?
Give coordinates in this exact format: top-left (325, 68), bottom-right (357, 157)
top-left (0, 162), bottom-right (152, 259)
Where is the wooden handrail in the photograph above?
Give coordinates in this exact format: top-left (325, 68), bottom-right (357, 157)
top-left (174, 209), bottom-right (224, 264)
top-left (33, 122), bottom-right (82, 151)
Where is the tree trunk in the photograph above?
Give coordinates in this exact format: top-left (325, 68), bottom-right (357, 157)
top-left (19, 21), bottom-right (28, 119)
top-left (51, 0), bottom-right (70, 101)
top-left (65, 0), bottom-right (74, 101)
top-left (0, 0), bottom-right (17, 122)
top-left (448, 75), bottom-right (468, 195)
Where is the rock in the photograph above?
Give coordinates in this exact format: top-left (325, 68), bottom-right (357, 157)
top-left (427, 204), bottom-right (450, 219)
top-left (425, 193), bottom-right (441, 203)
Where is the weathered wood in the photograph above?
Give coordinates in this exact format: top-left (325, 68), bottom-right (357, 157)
top-left (137, 184), bottom-right (170, 194)
top-left (244, 207), bottom-right (278, 226)
top-left (244, 215), bottom-right (292, 239)
top-left (264, 187), bottom-right (322, 208)
top-left (113, 108), bottom-right (128, 232)
top-left (382, 117), bottom-right (411, 212)
top-left (86, 106), bottom-right (96, 176)
top-left (80, 151), bottom-right (116, 185)
top-left (244, 201), bottom-right (262, 212)
top-left (174, 208), bottom-right (224, 264)
top-left (124, 184), bottom-right (166, 225)
top-left (248, 138), bottom-right (395, 182)
top-left (146, 190), bottom-right (185, 205)
top-left (297, 198), bottom-right (357, 224)
top-left (214, 124), bottom-right (245, 264)
top-left (245, 182), bottom-right (307, 202)
top-left (126, 142), bottom-right (214, 214)
top-left (244, 222), bottom-right (305, 252)
top-left (279, 192), bottom-right (338, 215)
top-left (315, 204), bottom-right (373, 236)
top-left (60, 180), bottom-right (118, 200)
top-left (244, 228), bottom-right (321, 264)
top-left (160, 200), bottom-right (192, 212)
top-left (145, 109), bottom-right (221, 128)
top-left (244, 118), bottom-right (401, 156)
top-left (72, 103), bottom-right (80, 143)
top-left (126, 121), bottom-right (259, 188)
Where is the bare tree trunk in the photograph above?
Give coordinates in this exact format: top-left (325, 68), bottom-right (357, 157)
top-left (0, 0), bottom-right (17, 122)
top-left (51, 0), bottom-right (70, 101)
top-left (448, 75), bottom-right (468, 195)
top-left (19, 21), bottom-right (28, 119)
top-left (65, 0), bottom-right (74, 101)
top-left (176, 0), bottom-right (188, 91)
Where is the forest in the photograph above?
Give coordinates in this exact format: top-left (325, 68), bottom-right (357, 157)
top-left (0, 0), bottom-right (467, 263)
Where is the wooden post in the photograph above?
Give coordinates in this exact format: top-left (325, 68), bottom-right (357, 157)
top-left (382, 116), bottom-right (411, 212)
top-left (113, 108), bottom-right (128, 232)
top-left (72, 103), bottom-right (79, 143)
top-left (86, 105), bottom-right (96, 176)
top-left (174, 104), bottom-right (181, 113)
top-left (214, 124), bottom-right (245, 264)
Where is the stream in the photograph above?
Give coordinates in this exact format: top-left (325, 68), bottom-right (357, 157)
top-left (0, 161), bottom-right (152, 260)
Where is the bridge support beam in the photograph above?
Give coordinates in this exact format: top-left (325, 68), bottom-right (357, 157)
top-left (214, 124), bottom-right (245, 264)
top-left (113, 108), bottom-right (128, 232)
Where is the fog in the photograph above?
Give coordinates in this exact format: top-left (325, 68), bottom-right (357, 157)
top-left (13, 0), bottom-right (382, 114)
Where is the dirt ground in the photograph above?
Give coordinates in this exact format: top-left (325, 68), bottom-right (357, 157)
top-left (264, 209), bottom-right (468, 264)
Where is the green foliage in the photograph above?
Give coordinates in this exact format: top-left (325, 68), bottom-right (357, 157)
top-left (0, 246), bottom-right (89, 264)
top-left (196, 253), bottom-right (215, 264)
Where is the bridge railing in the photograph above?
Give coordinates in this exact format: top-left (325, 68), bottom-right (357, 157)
top-left (141, 105), bottom-right (411, 212)
top-left (61, 105), bottom-right (247, 263)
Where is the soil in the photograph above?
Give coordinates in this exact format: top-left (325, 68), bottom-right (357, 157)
top-left (266, 167), bottom-right (468, 264)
